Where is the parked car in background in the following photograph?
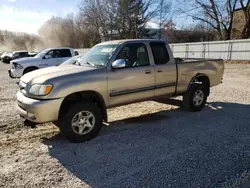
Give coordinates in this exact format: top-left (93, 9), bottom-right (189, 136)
top-left (8, 47), bottom-right (75, 78)
top-left (2, 51), bottom-right (30, 63)
top-left (2, 52), bottom-right (13, 63)
top-left (1, 52), bottom-right (9, 62)
top-left (16, 39), bottom-right (224, 143)
top-left (60, 55), bottom-right (83, 66)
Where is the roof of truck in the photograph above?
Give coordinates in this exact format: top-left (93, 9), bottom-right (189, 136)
top-left (98, 39), bottom-right (168, 45)
top-left (13, 50), bottom-right (28, 53)
top-left (46, 47), bottom-right (73, 50)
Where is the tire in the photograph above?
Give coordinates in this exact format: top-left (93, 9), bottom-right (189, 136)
top-left (183, 83), bottom-right (208, 112)
top-left (58, 102), bottom-right (103, 143)
top-left (23, 67), bottom-right (38, 75)
top-left (52, 121), bottom-right (60, 128)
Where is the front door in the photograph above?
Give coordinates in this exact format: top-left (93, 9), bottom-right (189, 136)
top-left (41, 49), bottom-right (71, 68)
top-left (107, 43), bottom-right (155, 107)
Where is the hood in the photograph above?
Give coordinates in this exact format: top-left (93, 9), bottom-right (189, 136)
top-left (21, 65), bottom-right (96, 84)
top-left (11, 57), bottom-right (40, 63)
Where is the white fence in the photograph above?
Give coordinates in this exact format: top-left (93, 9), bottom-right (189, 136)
top-left (75, 39), bottom-right (250, 61)
top-left (170, 39), bottom-right (250, 61)
top-left (75, 48), bottom-right (90, 55)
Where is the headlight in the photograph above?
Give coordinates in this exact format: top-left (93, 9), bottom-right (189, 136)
top-left (29, 84), bottom-right (53, 96)
top-left (13, 62), bottom-right (23, 69)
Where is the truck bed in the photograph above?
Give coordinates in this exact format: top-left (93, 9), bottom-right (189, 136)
top-left (174, 57), bottom-right (224, 94)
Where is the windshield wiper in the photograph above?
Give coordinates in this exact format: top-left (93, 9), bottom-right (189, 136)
top-left (85, 61), bottom-right (97, 67)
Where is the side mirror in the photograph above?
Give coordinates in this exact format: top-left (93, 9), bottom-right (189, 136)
top-left (112, 59), bottom-right (126, 69)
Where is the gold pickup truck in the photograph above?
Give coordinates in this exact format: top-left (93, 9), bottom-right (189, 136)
top-left (16, 39), bottom-right (224, 142)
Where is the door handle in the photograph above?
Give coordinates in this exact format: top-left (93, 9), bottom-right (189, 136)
top-left (145, 70), bottom-right (151, 74)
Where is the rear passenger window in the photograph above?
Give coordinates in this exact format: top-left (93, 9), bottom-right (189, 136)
top-left (150, 42), bottom-right (169, 65)
top-left (59, 49), bottom-right (71, 57)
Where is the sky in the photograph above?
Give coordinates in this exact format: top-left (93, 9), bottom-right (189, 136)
top-left (0, 0), bottom-right (193, 35)
top-left (0, 0), bottom-right (245, 35)
top-left (0, 0), bottom-right (79, 34)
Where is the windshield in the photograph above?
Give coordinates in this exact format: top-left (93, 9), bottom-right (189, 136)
top-left (78, 44), bottom-right (118, 67)
top-left (34, 49), bottom-right (50, 58)
top-left (60, 55), bottom-right (83, 66)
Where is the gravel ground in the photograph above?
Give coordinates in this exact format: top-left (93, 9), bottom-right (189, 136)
top-left (0, 63), bottom-right (250, 188)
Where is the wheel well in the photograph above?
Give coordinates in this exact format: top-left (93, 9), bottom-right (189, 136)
top-left (189, 75), bottom-right (210, 96)
top-left (59, 91), bottom-right (107, 122)
top-left (24, 66), bottom-right (38, 74)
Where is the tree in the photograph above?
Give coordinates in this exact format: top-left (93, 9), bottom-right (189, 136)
top-left (78, 0), bottom-right (159, 40)
top-left (38, 14), bottom-right (78, 48)
top-left (153, 0), bottom-right (172, 39)
top-left (238, 0), bottom-right (250, 38)
top-left (178, 0), bottom-right (238, 40)
top-left (0, 30), bottom-right (42, 52)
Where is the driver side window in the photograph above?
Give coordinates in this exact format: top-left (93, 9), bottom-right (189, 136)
top-left (115, 43), bottom-right (149, 68)
top-left (45, 50), bottom-right (60, 59)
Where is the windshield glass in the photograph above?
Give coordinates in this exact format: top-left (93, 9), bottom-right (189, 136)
top-left (34, 49), bottom-right (50, 58)
top-left (78, 44), bottom-right (118, 67)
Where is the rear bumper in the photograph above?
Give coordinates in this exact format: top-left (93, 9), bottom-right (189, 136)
top-left (16, 91), bottom-right (64, 123)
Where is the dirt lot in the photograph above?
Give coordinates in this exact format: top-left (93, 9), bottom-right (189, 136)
top-left (0, 63), bottom-right (250, 188)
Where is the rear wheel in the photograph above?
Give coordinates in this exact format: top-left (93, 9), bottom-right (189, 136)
top-left (23, 67), bottom-right (38, 75)
top-left (183, 83), bottom-right (208, 112)
top-left (58, 102), bottom-right (103, 143)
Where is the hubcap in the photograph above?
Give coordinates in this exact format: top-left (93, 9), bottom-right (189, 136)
top-left (193, 90), bottom-right (204, 106)
top-left (71, 111), bottom-right (95, 135)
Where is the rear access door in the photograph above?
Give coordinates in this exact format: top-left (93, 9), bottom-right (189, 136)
top-left (149, 42), bottom-right (177, 97)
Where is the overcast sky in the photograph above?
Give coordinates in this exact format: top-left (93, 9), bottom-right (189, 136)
top-left (0, 0), bottom-right (79, 34)
top-left (0, 0), bottom-right (244, 35)
top-left (0, 0), bottom-right (197, 34)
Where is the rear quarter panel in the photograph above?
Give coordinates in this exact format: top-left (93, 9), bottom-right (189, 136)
top-left (176, 59), bottom-right (224, 94)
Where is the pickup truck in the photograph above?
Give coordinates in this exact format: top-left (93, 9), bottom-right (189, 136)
top-left (8, 47), bottom-right (75, 78)
top-left (16, 39), bottom-right (224, 143)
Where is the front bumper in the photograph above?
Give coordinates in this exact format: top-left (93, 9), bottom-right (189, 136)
top-left (8, 68), bottom-right (22, 79)
top-left (16, 91), bottom-right (64, 123)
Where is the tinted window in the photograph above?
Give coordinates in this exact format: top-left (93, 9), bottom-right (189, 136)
top-left (46, 50), bottom-right (60, 59)
top-left (116, 43), bottom-right (149, 68)
top-left (150, 42), bottom-right (169, 65)
top-left (19, 52), bottom-right (28, 56)
top-left (59, 49), bottom-right (72, 57)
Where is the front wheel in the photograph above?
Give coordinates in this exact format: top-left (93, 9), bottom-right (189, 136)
top-left (183, 83), bottom-right (208, 112)
top-left (58, 102), bottom-right (103, 143)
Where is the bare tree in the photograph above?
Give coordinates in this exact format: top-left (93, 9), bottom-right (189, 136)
top-left (78, 0), bottom-right (159, 40)
top-left (153, 0), bottom-right (172, 39)
top-left (38, 14), bottom-right (78, 48)
top-left (0, 30), bottom-right (42, 51)
top-left (178, 0), bottom-right (238, 40)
